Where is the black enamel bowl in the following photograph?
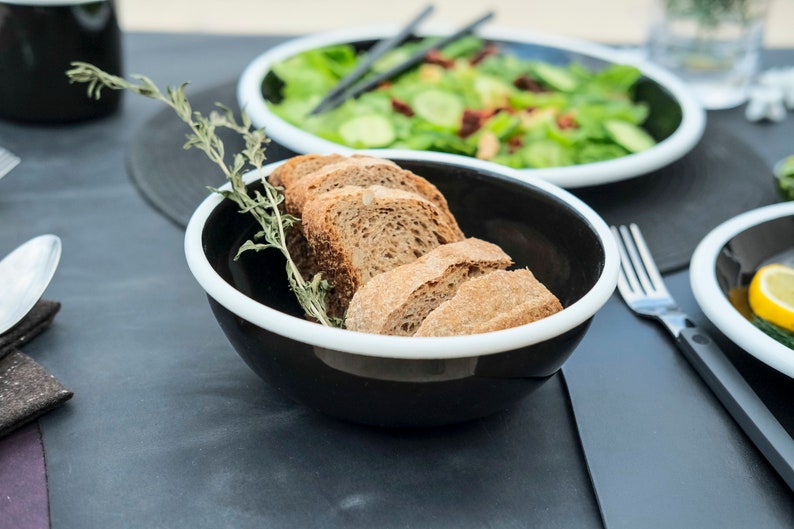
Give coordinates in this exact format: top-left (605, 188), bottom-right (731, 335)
top-left (691, 202), bottom-right (794, 378)
top-left (185, 151), bottom-right (619, 427)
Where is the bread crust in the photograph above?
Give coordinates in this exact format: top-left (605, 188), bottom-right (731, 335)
top-left (268, 153), bottom-right (351, 190)
top-left (346, 238), bottom-right (513, 336)
top-left (414, 269), bottom-right (563, 336)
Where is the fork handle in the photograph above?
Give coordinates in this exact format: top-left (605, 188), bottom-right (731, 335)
top-left (676, 326), bottom-right (794, 490)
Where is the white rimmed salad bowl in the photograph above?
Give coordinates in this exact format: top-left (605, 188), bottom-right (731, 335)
top-left (237, 25), bottom-right (706, 189)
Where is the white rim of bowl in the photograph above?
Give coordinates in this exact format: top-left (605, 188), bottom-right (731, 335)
top-left (690, 201), bottom-right (794, 378)
top-left (237, 24), bottom-right (706, 190)
top-left (184, 150), bottom-right (620, 359)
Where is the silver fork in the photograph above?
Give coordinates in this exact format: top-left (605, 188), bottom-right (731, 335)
top-left (613, 223), bottom-right (794, 491)
top-left (0, 146), bottom-right (20, 180)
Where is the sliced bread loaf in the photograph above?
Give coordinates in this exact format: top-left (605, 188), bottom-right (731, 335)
top-left (414, 269), bottom-right (563, 337)
top-left (345, 238), bottom-right (513, 336)
top-left (301, 185), bottom-right (466, 311)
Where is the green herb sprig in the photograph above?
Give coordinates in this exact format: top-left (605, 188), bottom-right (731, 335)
top-left (66, 62), bottom-right (340, 327)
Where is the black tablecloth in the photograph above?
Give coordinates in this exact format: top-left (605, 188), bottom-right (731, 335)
top-left (0, 32), bottom-right (793, 529)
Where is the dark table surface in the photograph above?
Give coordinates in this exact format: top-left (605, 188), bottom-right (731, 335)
top-left (0, 32), bottom-right (793, 529)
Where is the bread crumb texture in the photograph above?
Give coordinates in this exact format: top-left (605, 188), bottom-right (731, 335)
top-left (301, 184), bottom-right (464, 311)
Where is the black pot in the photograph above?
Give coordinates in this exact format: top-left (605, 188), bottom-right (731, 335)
top-left (0, 0), bottom-right (122, 123)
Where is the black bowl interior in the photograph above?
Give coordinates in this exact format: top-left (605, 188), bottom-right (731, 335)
top-left (261, 37), bottom-right (682, 144)
top-left (200, 158), bottom-right (607, 427)
top-left (715, 215), bottom-right (794, 296)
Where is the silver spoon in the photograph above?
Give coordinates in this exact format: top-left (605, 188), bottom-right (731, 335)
top-left (0, 234), bottom-right (61, 335)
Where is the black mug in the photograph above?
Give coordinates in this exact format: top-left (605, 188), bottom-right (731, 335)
top-left (0, 0), bottom-right (122, 123)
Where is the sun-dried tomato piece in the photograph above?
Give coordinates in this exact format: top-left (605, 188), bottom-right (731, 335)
top-left (557, 113), bottom-right (577, 130)
top-left (507, 136), bottom-right (523, 153)
top-left (391, 98), bottom-right (414, 117)
top-left (514, 74), bottom-right (546, 93)
top-left (470, 44), bottom-right (498, 66)
top-left (459, 108), bottom-right (498, 138)
top-left (425, 49), bottom-right (455, 69)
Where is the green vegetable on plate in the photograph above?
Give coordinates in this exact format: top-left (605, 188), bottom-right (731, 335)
top-left (775, 155), bottom-right (794, 201)
top-left (753, 316), bottom-right (794, 349)
top-left (267, 36), bottom-right (656, 170)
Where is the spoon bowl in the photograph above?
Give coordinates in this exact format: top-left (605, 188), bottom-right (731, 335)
top-left (0, 234), bottom-right (61, 335)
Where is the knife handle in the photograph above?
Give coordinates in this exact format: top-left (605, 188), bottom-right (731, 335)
top-left (676, 326), bottom-right (794, 491)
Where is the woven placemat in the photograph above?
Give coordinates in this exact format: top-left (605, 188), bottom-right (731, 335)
top-left (126, 81), bottom-right (779, 273)
top-left (125, 81), bottom-right (297, 229)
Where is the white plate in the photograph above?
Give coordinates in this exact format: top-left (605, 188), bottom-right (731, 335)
top-left (238, 25), bottom-right (706, 189)
top-left (690, 202), bottom-right (794, 378)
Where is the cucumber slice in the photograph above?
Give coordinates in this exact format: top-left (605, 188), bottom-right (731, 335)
top-left (339, 114), bottom-right (396, 148)
top-left (372, 48), bottom-right (412, 73)
top-left (532, 62), bottom-right (579, 92)
top-left (412, 89), bottom-right (464, 129)
top-left (604, 120), bottom-right (655, 153)
top-left (474, 76), bottom-right (514, 108)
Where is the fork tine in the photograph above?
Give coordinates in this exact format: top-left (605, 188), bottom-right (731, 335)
top-left (611, 226), bottom-right (642, 297)
top-left (0, 147), bottom-right (21, 179)
top-left (618, 224), bottom-right (656, 296)
top-left (626, 223), bottom-right (671, 298)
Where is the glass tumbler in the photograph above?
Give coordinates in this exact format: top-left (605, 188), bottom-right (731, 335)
top-left (647, 0), bottom-right (769, 110)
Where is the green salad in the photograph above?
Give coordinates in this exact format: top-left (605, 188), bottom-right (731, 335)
top-left (267, 36), bottom-right (656, 170)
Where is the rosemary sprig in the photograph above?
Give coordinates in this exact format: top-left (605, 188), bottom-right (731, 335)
top-left (66, 61), bottom-right (340, 327)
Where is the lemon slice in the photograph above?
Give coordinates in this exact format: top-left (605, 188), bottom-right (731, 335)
top-left (748, 263), bottom-right (794, 332)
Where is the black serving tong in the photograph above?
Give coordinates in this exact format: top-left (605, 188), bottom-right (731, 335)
top-left (309, 7), bottom-right (495, 115)
top-left (309, 4), bottom-right (434, 115)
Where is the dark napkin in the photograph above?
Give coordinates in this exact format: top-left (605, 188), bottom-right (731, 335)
top-left (0, 300), bottom-right (72, 438)
top-left (126, 81), bottom-right (778, 273)
top-left (0, 299), bottom-right (61, 361)
top-left (0, 422), bottom-right (49, 529)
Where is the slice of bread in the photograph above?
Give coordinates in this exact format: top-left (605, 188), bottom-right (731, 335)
top-left (301, 185), bottom-right (466, 311)
top-left (345, 238), bottom-right (513, 336)
top-left (272, 154), bottom-right (379, 314)
top-left (414, 269), bottom-right (563, 337)
top-left (268, 153), bottom-right (351, 190)
top-left (269, 153), bottom-right (397, 191)
top-left (285, 157), bottom-right (458, 231)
